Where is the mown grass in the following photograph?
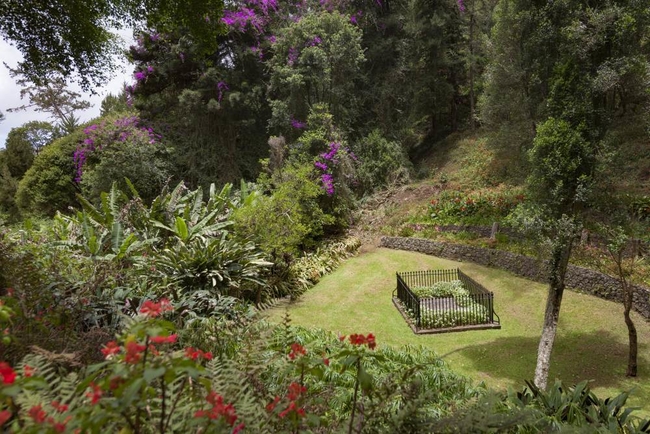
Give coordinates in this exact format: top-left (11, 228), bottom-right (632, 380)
top-left (266, 247), bottom-right (650, 417)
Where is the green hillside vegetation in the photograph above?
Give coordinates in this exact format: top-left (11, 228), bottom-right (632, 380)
top-left (1, 0), bottom-right (650, 431)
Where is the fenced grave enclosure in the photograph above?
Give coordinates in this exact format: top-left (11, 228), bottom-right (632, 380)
top-left (393, 268), bottom-right (501, 334)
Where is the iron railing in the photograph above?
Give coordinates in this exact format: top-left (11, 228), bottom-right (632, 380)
top-left (394, 268), bottom-right (500, 330)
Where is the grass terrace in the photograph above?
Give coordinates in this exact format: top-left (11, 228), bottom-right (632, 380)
top-left (267, 248), bottom-right (650, 417)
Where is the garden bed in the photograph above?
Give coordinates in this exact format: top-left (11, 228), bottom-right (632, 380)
top-left (393, 269), bottom-right (500, 334)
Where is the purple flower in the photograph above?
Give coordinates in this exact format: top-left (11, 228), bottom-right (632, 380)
top-left (314, 161), bottom-right (328, 171)
top-left (147, 65), bottom-right (154, 74)
top-left (320, 141), bottom-right (341, 161)
top-left (288, 47), bottom-right (299, 66)
top-left (83, 124), bottom-right (98, 135)
top-left (222, 8), bottom-right (265, 33)
top-left (217, 81), bottom-right (230, 102)
top-left (267, 35), bottom-right (277, 44)
top-left (149, 33), bottom-right (160, 42)
top-left (457, 0), bottom-right (465, 12)
top-left (321, 173), bottom-right (335, 196)
top-left (179, 52), bottom-right (186, 62)
top-left (307, 36), bottom-right (322, 46)
top-left (291, 118), bottom-right (306, 129)
top-left (134, 71), bottom-right (147, 81)
top-left (73, 148), bottom-right (88, 183)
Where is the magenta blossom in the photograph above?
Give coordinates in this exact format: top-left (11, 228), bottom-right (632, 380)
top-left (291, 118), bottom-right (306, 129)
top-left (217, 81), bottom-right (230, 102)
top-left (321, 173), bottom-right (335, 196)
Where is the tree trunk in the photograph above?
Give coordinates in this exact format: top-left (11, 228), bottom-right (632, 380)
top-left (468, 1), bottom-right (476, 130)
top-left (617, 259), bottom-right (638, 377)
top-left (533, 240), bottom-right (573, 390)
top-left (624, 301), bottom-right (638, 377)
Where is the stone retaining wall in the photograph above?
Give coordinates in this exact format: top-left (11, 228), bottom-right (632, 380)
top-left (380, 236), bottom-right (650, 320)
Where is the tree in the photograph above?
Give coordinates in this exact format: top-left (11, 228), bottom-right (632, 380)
top-left (524, 118), bottom-right (597, 390)
top-left (3, 125), bottom-right (36, 179)
top-left (0, 0), bottom-right (225, 90)
top-left (0, 122), bottom-right (57, 217)
top-left (100, 92), bottom-right (130, 116)
top-left (268, 11), bottom-right (366, 134)
top-left (601, 226), bottom-right (640, 377)
top-left (7, 74), bottom-right (91, 133)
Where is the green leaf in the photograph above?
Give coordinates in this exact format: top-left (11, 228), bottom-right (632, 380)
top-left (175, 217), bottom-right (190, 242)
top-left (121, 378), bottom-right (145, 406)
top-left (358, 364), bottom-right (373, 392)
top-left (143, 367), bottom-right (166, 383)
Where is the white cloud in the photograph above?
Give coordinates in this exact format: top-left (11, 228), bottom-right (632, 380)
top-left (0, 29), bottom-right (134, 148)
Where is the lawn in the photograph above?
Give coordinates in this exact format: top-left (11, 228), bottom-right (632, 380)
top-left (266, 247), bottom-right (650, 416)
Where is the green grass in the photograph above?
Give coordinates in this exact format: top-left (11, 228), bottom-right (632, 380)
top-left (266, 247), bottom-right (650, 417)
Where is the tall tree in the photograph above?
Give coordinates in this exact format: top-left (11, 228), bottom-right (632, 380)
top-left (7, 74), bottom-right (91, 132)
top-left (0, 0), bottom-right (224, 89)
top-left (526, 118), bottom-right (597, 389)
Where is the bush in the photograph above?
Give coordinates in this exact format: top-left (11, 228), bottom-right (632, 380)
top-left (16, 131), bottom-right (81, 216)
top-left (420, 304), bottom-right (490, 329)
top-left (352, 130), bottom-right (412, 194)
top-left (234, 162), bottom-right (335, 256)
top-left (429, 187), bottom-right (526, 225)
top-left (411, 280), bottom-right (467, 299)
top-left (75, 114), bottom-right (172, 204)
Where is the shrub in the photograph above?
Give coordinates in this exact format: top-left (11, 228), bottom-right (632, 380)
top-left (411, 280), bottom-right (467, 299)
top-left (75, 114), bottom-right (172, 204)
top-left (16, 131), bottom-right (81, 216)
top-left (233, 162), bottom-right (335, 256)
top-left (429, 187), bottom-right (526, 225)
top-left (352, 130), bottom-right (412, 194)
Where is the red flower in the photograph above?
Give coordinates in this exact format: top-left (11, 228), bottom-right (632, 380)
top-left (109, 376), bottom-right (124, 391)
top-left (323, 357), bottom-right (330, 366)
top-left (139, 298), bottom-right (173, 317)
top-left (194, 391), bottom-right (238, 426)
top-left (287, 382), bottom-right (306, 401)
top-left (0, 362), bottom-right (16, 384)
top-left (278, 401), bottom-right (306, 419)
top-left (51, 401), bottom-right (68, 413)
top-left (86, 383), bottom-right (102, 405)
top-left (233, 422), bottom-right (245, 434)
top-left (288, 343), bottom-right (307, 360)
top-left (348, 333), bottom-right (377, 350)
top-left (185, 347), bottom-right (212, 361)
top-left (266, 396), bottom-right (281, 412)
top-left (101, 341), bottom-right (120, 358)
top-left (125, 341), bottom-right (146, 364)
top-left (23, 364), bottom-right (34, 377)
top-left (366, 333), bottom-right (376, 350)
top-left (50, 419), bottom-right (69, 433)
top-left (0, 410), bottom-right (11, 426)
top-left (150, 334), bottom-right (177, 344)
top-left (28, 405), bottom-right (47, 423)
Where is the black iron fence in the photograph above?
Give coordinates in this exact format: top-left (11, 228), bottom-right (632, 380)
top-left (394, 268), bottom-right (500, 330)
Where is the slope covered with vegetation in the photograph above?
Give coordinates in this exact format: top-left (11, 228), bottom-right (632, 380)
top-left (1, 0), bottom-right (650, 431)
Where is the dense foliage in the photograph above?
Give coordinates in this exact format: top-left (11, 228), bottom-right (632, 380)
top-left (2, 0), bottom-right (650, 431)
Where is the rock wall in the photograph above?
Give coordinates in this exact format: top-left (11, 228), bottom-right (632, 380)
top-left (380, 236), bottom-right (650, 320)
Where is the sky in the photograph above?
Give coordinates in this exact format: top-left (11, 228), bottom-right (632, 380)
top-left (0, 29), bottom-right (134, 147)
